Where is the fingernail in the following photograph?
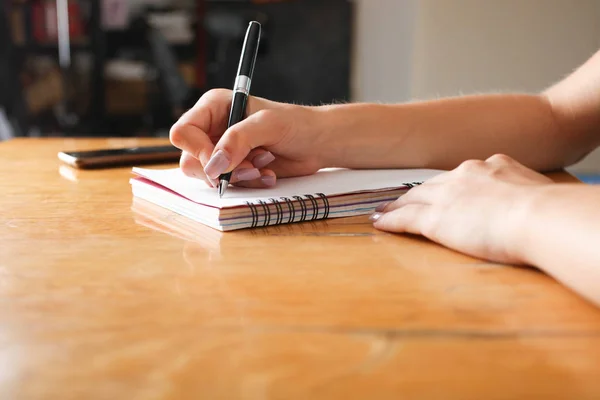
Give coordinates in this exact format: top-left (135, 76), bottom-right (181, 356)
top-left (233, 168), bottom-right (261, 182)
top-left (369, 212), bottom-right (383, 222)
top-left (261, 175), bottom-right (276, 186)
top-left (252, 151), bottom-right (276, 169)
top-left (375, 202), bottom-right (391, 212)
top-left (204, 150), bottom-right (230, 179)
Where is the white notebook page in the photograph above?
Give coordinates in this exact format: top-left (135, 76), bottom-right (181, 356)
top-left (131, 167), bottom-right (443, 208)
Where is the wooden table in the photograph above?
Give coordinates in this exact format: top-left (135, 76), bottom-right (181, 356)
top-left (2, 137), bottom-right (600, 399)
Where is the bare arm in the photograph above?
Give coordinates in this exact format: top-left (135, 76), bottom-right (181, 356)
top-left (320, 49), bottom-right (600, 172)
top-left (518, 184), bottom-right (600, 307)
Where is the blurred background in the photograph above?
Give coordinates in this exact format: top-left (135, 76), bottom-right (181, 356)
top-left (0, 0), bottom-right (353, 139)
top-left (1, 0), bottom-right (600, 180)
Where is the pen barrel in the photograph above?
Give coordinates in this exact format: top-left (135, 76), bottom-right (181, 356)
top-left (238, 22), bottom-right (261, 77)
top-left (228, 92), bottom-right (248, 127)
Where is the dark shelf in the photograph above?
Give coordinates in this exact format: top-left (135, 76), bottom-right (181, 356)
top-left (14, 41), bottom-right (92, 56)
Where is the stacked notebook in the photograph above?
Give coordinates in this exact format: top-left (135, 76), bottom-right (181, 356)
top-left (129, 167), bottom-right (442, 231)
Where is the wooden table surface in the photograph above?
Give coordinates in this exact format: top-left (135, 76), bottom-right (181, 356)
top-left (2, 137), bottom-right (600, 399)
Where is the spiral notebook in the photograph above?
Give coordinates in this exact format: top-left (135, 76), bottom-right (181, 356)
top-left (129, 167), bottom-right (442, 231)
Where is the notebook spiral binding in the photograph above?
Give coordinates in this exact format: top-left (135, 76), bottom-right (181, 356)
top-left (243, 181), bottom-right (423, 229)
top-left (245, 192), bottom-right (330, 228)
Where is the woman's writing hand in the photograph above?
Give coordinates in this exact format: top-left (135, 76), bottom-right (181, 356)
top-left (169, 89), bottom-right (327, 188)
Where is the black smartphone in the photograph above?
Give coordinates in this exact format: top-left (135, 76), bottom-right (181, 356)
top-left (58, 145), bottom-right (182, 169)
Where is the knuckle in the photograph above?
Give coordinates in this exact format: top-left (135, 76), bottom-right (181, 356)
top-left (253, 108), bottom-right (276, 125)
top-left (225, 125), bottom-right (243, 141)
top-left (192, 88), bottom-right (231, 110)
top-left (203, 88), bottom-right (231, 102)
top-left (486, 153), bottom-right (513, 164)
top-left (457, 159), bottom-right (485, 173)
top-left (222, 126), bottom-right (248, 156)
top-left (252, 109), bottom-right (286, 146)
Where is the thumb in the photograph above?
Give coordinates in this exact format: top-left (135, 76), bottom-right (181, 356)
top-left (203, 109), bottom-right (285, 179)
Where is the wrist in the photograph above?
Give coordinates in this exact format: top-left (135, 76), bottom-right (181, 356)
top-left (312, 102), bottom-right (401, 168)
top-left (311, 103), bottom-right (358, 168)
top-left (504, 183), bottom-right (555, 265)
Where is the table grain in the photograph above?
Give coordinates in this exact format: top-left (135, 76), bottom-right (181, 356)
top-left (2, 137), bottom-right (600, 399)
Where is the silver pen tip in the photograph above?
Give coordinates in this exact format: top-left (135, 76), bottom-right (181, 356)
top-left (218, 180), bottom-right (228, 198)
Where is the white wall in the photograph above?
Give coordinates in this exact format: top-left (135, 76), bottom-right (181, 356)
top-left (351, 0), bottom-right (600, 171)
top-left (410, 0), bottom-right (600, 99)
top-left (351, 0), bottom-right (416, 103)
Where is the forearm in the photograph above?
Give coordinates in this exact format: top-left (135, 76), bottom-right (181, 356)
top-left (318, 93), bottom-right (589, 171)
top-left (516, 184), bottom-right (600, 307)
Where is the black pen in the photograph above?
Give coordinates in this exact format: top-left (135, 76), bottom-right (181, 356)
top-left (218, 21), bottom-right (262, 197)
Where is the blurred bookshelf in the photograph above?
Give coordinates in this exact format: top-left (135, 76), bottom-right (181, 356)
top-left (3, 0), bottom-right (200, 137)
top-left (2, 0), bottom-right (354, 139)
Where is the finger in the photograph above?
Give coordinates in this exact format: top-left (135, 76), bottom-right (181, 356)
top-left (232, 169), bottom-right (277, 189)
top-left (381, 183), bottom-right (445, 212)
top-left (217, 157), bottom-right (262, 184)
top-left (171, 122), bottom-right (216, 166)
top-left (169, 89), bottom-right (232, 165)
top-left (373, 174), bottom-right (446, 212)
top-left (204, 109), bottom-right (287, 179)
top-left (370, 204), bottom-right (432, 236)
top-left (230, 162), bottom-right (261, 184)
top-left (417, 170), bottom-right (454, 186)
top-left (180, 151), bottom-right (263, 187)
top-left (180, 151), bottom-right (217, 187)
top-left (400, 183), bottom-right (447, 206)
top-left (180, 151), bottom-right (204, 178)
top-left (247, 148), bottom-right (276, 169)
